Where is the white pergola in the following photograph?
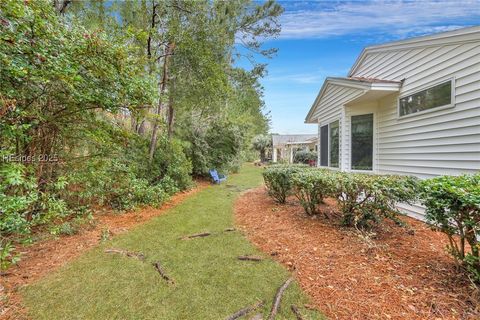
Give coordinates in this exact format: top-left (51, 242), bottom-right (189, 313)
top-left (272, 134), bottom-right (318, 163)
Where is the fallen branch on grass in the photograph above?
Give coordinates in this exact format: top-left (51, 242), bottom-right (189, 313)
top-left (104, 248), bottom-right (146, 261)
top-left (268, 277), bottom-right (294, 320)
top-left (179, 232), bottom-right (211, 240)
top-left (237, 255), bottom-right (263, 262)
top-left (224, 300), bottom-right (264, 320)
top-left (153, 261), bottom-right (175, 285)
top-left (290, 305), bottom-right (304, 320)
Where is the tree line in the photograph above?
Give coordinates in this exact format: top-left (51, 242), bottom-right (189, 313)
top-left (0, 0), bottom-right (282, 264)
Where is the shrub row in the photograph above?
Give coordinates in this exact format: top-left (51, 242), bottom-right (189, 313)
top-left (263, 165), bottom-right (480, 283)
top-left (262, 164), bottom-right (310, 203)
top-left (291, 169), bottom-right (418, 228)
top-left (263, 165), bottom-right (418, 228)
top-left (421, 174), bottom-right (480, 283)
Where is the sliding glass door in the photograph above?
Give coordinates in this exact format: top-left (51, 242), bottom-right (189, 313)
top-left (351, 114), bottom-right (373, 171)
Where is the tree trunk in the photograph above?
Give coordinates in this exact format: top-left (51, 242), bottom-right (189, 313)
top-left (149, 42), bottom-right (174, 161)
top-left (260, 148), bottom-right (266, 162)
top-left (167, 79), bottom-right (175, 139)
top-left (53, 0), bottom-right (72, 15)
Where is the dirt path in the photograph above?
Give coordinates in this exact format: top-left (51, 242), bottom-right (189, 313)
top-left (235, 187), bottom-right (480, 320)
top-left (1, 181), bottom-right (208, 319)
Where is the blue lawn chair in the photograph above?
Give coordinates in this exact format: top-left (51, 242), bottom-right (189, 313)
top-left (209, 169), bottom-right (227, 184)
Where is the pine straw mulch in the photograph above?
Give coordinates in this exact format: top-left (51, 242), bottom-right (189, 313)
top-left (234, 187), bottom-right (480, 320)
top-left (0, 181), bottom-right (209, 320)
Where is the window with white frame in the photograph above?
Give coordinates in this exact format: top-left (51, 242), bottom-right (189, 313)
top-left (399, 80), bottom-right (453, 117)
top-left (320, 125), bottom-right (328, 166)
top-left (329, 121), bottom-right (339, 168)
top-left (351, 114), bottom-right (373, 171)
top-left (319, 120), bottom-right (339, 168)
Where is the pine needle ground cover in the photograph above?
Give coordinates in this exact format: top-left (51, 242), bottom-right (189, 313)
top-left (22, 165), bottom-right (322, 319)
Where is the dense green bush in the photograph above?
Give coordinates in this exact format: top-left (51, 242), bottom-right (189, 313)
top-left (293, 150), bottom-right (317, 164)
top-left (67, 158), bottom-right (171, 212)
top-left (332, 173), bottom-right (419, 229)
top-left (0, 239), bottom-right (20, 271)
top-left (266, 165), bottom-right (418, 228)
top-left (150, 137), bottom-right (193, 190)
top-left (262, 164), bottom-right (309, 203)
top-left (291, 169), bottom-right (335, 216)
top-left (0, 159), bottom-right (39, 235)
top-left (0, 156), bottom-right (70, 235)
top-left (185, 119), bottom-right (245, 176)
top-left (421, 174), bottom-right (480, 282)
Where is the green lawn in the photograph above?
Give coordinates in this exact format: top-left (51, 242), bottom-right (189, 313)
top-left (22, 164), bottom-right (323, 320)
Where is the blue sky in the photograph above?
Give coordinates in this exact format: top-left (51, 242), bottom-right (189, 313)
top-left (257, 0), bottom-right (480, 134)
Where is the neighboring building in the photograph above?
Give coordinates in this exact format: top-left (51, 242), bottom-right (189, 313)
top-left (305, 26), bottom-right (480, 219)
top-left (272, 134), bottom-right (318, 163)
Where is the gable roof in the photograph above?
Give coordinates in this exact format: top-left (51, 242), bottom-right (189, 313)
top-left (349, 26), bottom-right (480, 76)
top-left (305, 77), bottom-right (401, 123)
top-left (272, 134), bottom-right (318, 146)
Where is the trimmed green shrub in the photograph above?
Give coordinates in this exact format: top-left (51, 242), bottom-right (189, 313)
top-left (291, 169), bottom-right (336, 216)
top-left (293, 150), bottom-right (317, 164)
top-left (332, 173), bottom-right (418, 229)
top-left (150, 137), bottom-right (193, 191)
top-left (262, 164), bottom-right (308, 203)
top-left (420, 174), bottom-right (480, 283)
top-left (0, 239), bottom-right (20, 271)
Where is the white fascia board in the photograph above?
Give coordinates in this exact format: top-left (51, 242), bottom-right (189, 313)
top-left (370, 82), bottom-right (402, 91)
top-left (305, 81), bottom-right (329, 124)
top-left (304, 78), bottom-right (400, 123)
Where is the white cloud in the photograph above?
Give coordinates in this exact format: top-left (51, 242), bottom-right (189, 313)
top-left (279, 1), bottom-right (480, 40)
top-left (264, 66), bottom-right (349, 84)
top-left (265, 72), bottom-right (324, 84)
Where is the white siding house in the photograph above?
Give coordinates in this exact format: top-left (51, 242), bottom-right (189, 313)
top-left (305, 26), bottom-right (480, 219)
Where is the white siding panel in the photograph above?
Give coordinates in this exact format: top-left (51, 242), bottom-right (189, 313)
top-left (397, 203), bottom-right (427, 221)
top-left (376, 47), bottom-right (444, 80)
top-left (311, 85), bottom-right (364, 123)
top-left (377, 164), bottom-right (479, 177)
top-left (313, 85), bottom-right (365, 171)
top-left (351, 37), bottom-right (480, 219)
top-left (379, 152), bottom-right (480, 161)
top-left (456, 68), bottom-right (480, 87)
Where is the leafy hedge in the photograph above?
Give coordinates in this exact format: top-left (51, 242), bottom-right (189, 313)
top-left (264, 165), bottom-right (480, 284)
top-left (262, 164), bottom-right (309, 203)
top-left (332, 173), bottom-right (419, 229)
top-left (291, 169), bottom-right (335, 216)
top-left (421, 174), bottom-right (480, 282)
top-left (265, 165), bottom-right (419, 227)
top-left (293, 150), bottom-right (317, 164)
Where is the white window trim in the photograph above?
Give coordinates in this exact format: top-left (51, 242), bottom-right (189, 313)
top-left (318, 119), bottom-right (340, 169)
top-left (349, 112), bottom-right (376, 173)
top-left (397, 77), bottom-right (455, 119)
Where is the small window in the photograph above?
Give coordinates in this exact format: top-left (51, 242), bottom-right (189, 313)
top-left (329, 120), bottom-right (339, 168)
top-left (351, 114), bottom-right (373, 171)
top-left (399, 80), bottom-right (452, 117)
top-left (320, 125), bottom-right (328, 166)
